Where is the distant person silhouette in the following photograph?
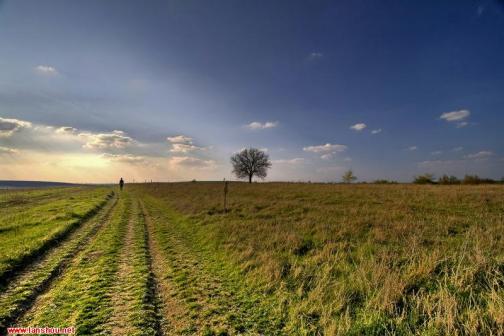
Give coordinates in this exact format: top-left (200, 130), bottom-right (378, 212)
top-left (119, 178), bottom-right (124, 191)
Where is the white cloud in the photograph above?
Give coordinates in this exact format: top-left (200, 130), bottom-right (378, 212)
top-left (465, 151), bottom-right (493, 159)
top-left (350, 123), bottom-right (367, 131)
top-left (166, 135), bottom-right (207, 153)
top-left (0, 115), bottom-right (226, 182)
top-left (303, 143), bottom-right (347, 153)
top-left (169, 156), bottom-right (216, 169)
top-left (273, 158), bottom-right (305, 164)
top-left (371, 128), bottom-right (382, 134)
top-left (303, 143), bottom-right (347, 160)
top-left (308, 52), bottom-right (324, 60)
top-left (320, 152), bottom-right (352, 161)
top-left (101, 153), bottom-right (148, 165)
top-left (431, 150), bottom-right (443, 156)
top-left (453, 147), bottom-right (464, 152)
top-left (0, 118), bottom-right (202, 161)
top-left (55, 126), bottom-right (78, 135)
top-left (408, 146), bottom-right (418, 151)
top-left (245, 121), bottom-right (279, 130)
top-left (440, 109), bottom-right (470, 122)
top-left (35, 65), bottom-right (58, 75)
top-left (170, 143), bottom-right (207, 153)
top-left (456, 121), bottom-right (468, 128)
top-left (166, 135), bottom-right (193, 144)
top-left (0, 146), bottom-right (18, 154)
top-left (80, 130), bottom-right (135, 149)
top-left (0, 117), bottom-right (32, 136)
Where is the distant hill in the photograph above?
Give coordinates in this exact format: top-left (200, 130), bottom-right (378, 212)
top-left (0, 180), bottom-right (81, 189)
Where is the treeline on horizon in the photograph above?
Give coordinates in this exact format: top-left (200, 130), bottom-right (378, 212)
top-left (324, 174), bottom-right (502, 184)
top-left (185, 175), bottom-right (504, 185)
top-left (411, 173), bottom-right (504, 185)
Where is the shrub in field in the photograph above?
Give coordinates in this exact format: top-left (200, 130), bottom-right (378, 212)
top-left (413, 173), bottom-right (436, 184)
top-left (463, 174), bottom-right (482, 184)
top-left (373, 179), bottom-right (398, 184)
top-left (341, 170), bottom-right (357, 183)
top-left (438, 174), bottom-right (460, 184)
top-left (462, 174), bottom-right (496, 184)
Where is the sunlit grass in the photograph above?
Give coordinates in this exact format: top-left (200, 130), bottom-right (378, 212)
top-left (133, 182), bottom-right (504, 335)
top-left (1, 183), bottom-right (502, 335)
top-left (0, 187), bottom-right (111, 281)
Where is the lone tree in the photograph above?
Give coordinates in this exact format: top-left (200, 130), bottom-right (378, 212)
top-left (231, 148), bottom-right (271, 183)
top-left (342, 170), bottom-right (357, 183)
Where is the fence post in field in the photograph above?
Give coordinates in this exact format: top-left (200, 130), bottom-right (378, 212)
top-left (223, 178), bottom-right (229, 213)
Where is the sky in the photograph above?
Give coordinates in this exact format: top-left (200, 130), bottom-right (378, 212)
top-left (0, 0), bottom-right (503, 183)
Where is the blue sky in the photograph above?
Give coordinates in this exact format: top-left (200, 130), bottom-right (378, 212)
top-left (0, 0), bottom-right (503, 182)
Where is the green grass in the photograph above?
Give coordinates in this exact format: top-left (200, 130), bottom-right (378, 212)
top-left (18, 191), bottom-right (160, 336)
top-left (104, 197), bottom-right (160, 335)
top-left (20, 191), bottom-right (130, 333)
top-left (0, 194), bottom-right (117, 330)
top-left (1, 183), bottom-right (503, 335)
top-left (140, 195), bottom-right (285, 335)
top-left (131, 183), bottom-right (504, 335)
top-left (0, 187), bottom-right (112, 282)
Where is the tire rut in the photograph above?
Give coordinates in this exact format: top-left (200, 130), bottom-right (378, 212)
top-left (0, 191), bottom-right (114, 287)
top-left (0, 194), bottom-right (118, 330)
top-left (141, 201), bottom-right (164, 336)
top-left (140, 200), bottom-right (189, 335)
top-left (139, 198), bottom-right (284, 335)
top-left (108, 198), bottom-right (137, 335)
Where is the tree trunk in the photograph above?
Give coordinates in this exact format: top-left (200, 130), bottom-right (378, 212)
top-left (249, 175), bottom-right (252, 183)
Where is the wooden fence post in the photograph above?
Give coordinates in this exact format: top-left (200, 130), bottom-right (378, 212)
top-left (223, 178), bottom-right (228, 213)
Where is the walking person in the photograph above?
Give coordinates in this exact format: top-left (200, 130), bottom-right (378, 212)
top-left (119, 177), bottom-right (124, 191)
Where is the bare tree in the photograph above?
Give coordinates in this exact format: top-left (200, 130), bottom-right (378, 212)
top-left (231, 148), bottom-right (271, 183)
top-left (342, 170), bottom-right (357, 183)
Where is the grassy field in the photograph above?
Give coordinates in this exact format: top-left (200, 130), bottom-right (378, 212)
top-left (0, 183), bottom-right (503, 335)
top-left (0, 187), bottom-right (112, 284)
